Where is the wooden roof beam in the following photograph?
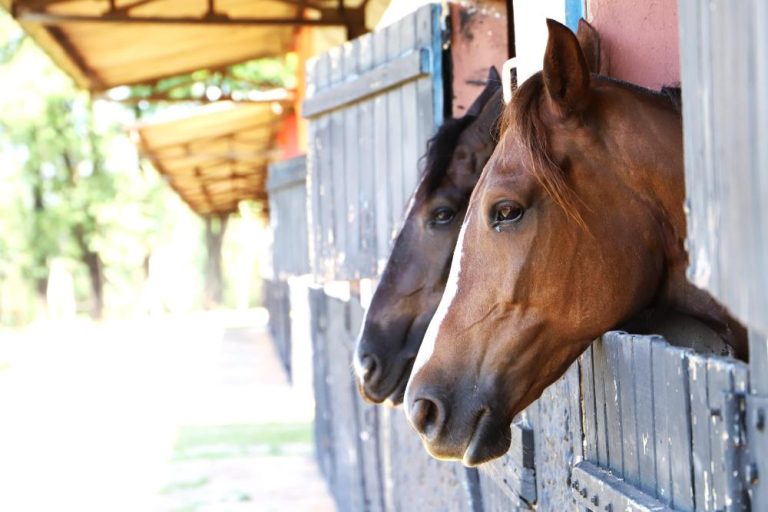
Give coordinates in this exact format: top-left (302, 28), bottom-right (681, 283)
top-left (14, 7), bottom-right (362, 29)
top-left (147, 150), bottom-right (275, 163)
top-left (139, 120), bottom-right (276, 152)
top-left (101, 91), bottom-right (293, 105)
top-left (13, 0), bottom-right (368, 38)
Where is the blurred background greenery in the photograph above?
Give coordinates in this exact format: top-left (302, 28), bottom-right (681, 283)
top-left (0, 11), bottom-right (292, 325)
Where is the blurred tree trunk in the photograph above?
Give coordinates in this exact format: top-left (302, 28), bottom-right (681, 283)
top-left (73, 224), bottom-right (104, 319)
top-left (204, 214), bottom-right (228, 308)
top-left (31, 180), bottom-right (48, 298)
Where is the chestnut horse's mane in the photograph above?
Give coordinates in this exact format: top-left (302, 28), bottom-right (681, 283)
top-left (499, 72), bottom-right (585, 226)
top-left (420, 115), bottom-right (477, 194)
top-left (498, 72), bottom-right (682, 226)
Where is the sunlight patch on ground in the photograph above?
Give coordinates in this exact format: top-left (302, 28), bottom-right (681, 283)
top-left (0, 312), bottom-right (334, 512)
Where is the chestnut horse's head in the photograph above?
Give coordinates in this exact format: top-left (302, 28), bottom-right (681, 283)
top-left (405, 19), bottom-right (690, 465)
top-left (353, 69), bottom-right (503, 405)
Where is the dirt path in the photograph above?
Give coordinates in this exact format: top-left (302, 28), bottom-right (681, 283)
top-left (0, 312), bottom-right (335, 512)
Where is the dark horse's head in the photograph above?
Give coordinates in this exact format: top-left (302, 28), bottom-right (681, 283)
top-left (353, 68), bottom-right (503, 405)
top-left (405, 19), bottom-right (746, 466)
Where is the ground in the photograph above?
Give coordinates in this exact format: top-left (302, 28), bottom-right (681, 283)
top-left (0, 311), bottom-right (336, 512)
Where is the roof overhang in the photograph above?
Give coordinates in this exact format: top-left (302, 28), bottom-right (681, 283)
top-left (134, 101), bottom-right (287, 216)
top-left (2, 0), bottom-right (369, 91)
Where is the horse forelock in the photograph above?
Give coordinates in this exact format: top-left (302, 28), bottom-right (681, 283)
top-left (499, 73), bottom-right (586, 227)
top-left (420, 115), bottom-right (477, 196)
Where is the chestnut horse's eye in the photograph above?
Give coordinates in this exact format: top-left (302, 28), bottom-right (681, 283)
top-left (429, 207), bottom-right (456, 226)
top-left (491, 201), bottom-right (524, 231)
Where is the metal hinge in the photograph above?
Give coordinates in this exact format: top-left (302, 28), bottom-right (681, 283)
top-left (721, 392), bottom-right (749, 511)
top-left (745, 394), bottom-right (768, 510)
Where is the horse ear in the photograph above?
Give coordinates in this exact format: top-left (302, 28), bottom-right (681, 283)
top-left (465, 67), bottom-right (502, 117)
top-left (487, 66), bottom-right (501, 84)
top-left (475, 88), bottom-right (504, 145)
top-left (543, 18), bottom-right (591, 116)
top-left (575, 18), bottom-right (601, 74)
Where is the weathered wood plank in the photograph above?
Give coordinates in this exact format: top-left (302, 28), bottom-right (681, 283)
top-left (478, 469), bottom-right (533, 512)
top-left (309, 287), bottom-right (335, 481)
top-left (651, 338), bottom-right (672, 504)
top-left (314, 53), bottom-right (334, 280)
top-left (479, 421), bottom-right (536, 507)
top-left (356, 33), bottom-right (377, 277)
top-left (632, 336), bottom-right (656, 496)
top-left (267, 156), bottom-right (309, 277)
top-left (687, 353), bottom-right (712, 512)
top-left (592, 337), bottom-right (609, 467)
top-left (305, 56), bottom-right (322, 277)
top-left (722, 361), bottom-right (748, 510)
top-left (531, 363), bottom-right (580, 510)
top-left (571, 461), bottom-right (671, 512)
top-left (371, 26), bottom-right (391, 269)
top-left (580, 345), bottom-right (598, 462)
top-left (749, 330), bottom-right (768, 394)
top-left (664, 346), bottom-right (694, 511)
top-left (385, 407), bottom-right (479, 512)
top-left (304, 4), bottom-right (441, 280)
top-left (302, 48), bottom-right (432, 118)
top-left (619, 335), bottom-right (639, 486)
top-left (347, 295), bottom-right (384, 512)
top-left (398, 11), bottom-right (420, 208)
top-left (706, 357), bottom-right (730, 511)
top-left (603, 332), bottom-right (624, 476)
top-left (679, 0), bottom-right (768, 334)
top-left (385, 20), bottom-right (405, 243)
top-left (342, 40), bottom-right (360, 278)
top-left (323, 294), bottom-right (366, 511)
top-left (328, 46), bottom-right (347, 274)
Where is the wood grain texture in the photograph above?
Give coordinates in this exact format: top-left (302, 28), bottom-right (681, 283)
top-left (303, 4), bottom-right (442, 281)
top-left (679, 0), bottom-right (768, 335)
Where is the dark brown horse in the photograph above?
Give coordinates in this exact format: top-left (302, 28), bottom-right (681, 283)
top-left (404, 19), bottom-right (747, 466)
top-left (353, 68), bottom-right (503, 405)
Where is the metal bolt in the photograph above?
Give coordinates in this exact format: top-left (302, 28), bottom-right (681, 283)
top-left (756, 408), bottom-right (766, 431)
top-left (604, 504), bottom-right (613, 512)
top-left (581, 487), bottom-right (588, 498)
top-left (591, 495), bottom-right (599, 506)
top-left (747, 463), bottom-right (760, 485)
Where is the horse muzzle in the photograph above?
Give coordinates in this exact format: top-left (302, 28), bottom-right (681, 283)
top-left (405, 382), bottom-right (512, 466)
top-left (353, 344), bottom-right (416, 405)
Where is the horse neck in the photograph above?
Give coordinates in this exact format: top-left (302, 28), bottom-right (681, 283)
top-left (604, 89), bottom-right (748, 356)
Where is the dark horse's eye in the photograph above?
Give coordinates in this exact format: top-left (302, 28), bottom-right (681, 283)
top-left (429, 207), bottom-right (456, 226)
top-left (491, 201), bottom-right (524, 231)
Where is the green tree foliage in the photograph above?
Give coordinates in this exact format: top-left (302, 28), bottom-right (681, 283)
top-left (0, 12), bottom-right (285, 322)
top-left (0, 12), bottom-right (175, 322)
top-left (119, 53), bottom-right (297, 109)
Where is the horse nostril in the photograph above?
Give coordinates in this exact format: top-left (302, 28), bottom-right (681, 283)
top-left (358, 353), bottom-right (379, 383)
top-left (410, 397), bottom-right (444, 439)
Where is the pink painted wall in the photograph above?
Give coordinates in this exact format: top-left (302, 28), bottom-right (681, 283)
top-left (586, 0), bottom-right (680, 89)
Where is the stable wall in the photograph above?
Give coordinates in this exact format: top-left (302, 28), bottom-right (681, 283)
top-left (513, 0), bottom-right (679, 89)
top-left (586, 0), bottom-right (680, 89)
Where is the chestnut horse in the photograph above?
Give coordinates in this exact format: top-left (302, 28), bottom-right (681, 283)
top-left (354, 20), bottom-right (603, 406)
top-left (405, 19), bottom-right (747, 466)
top-left (353, 68), bottom-right (503, 404)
